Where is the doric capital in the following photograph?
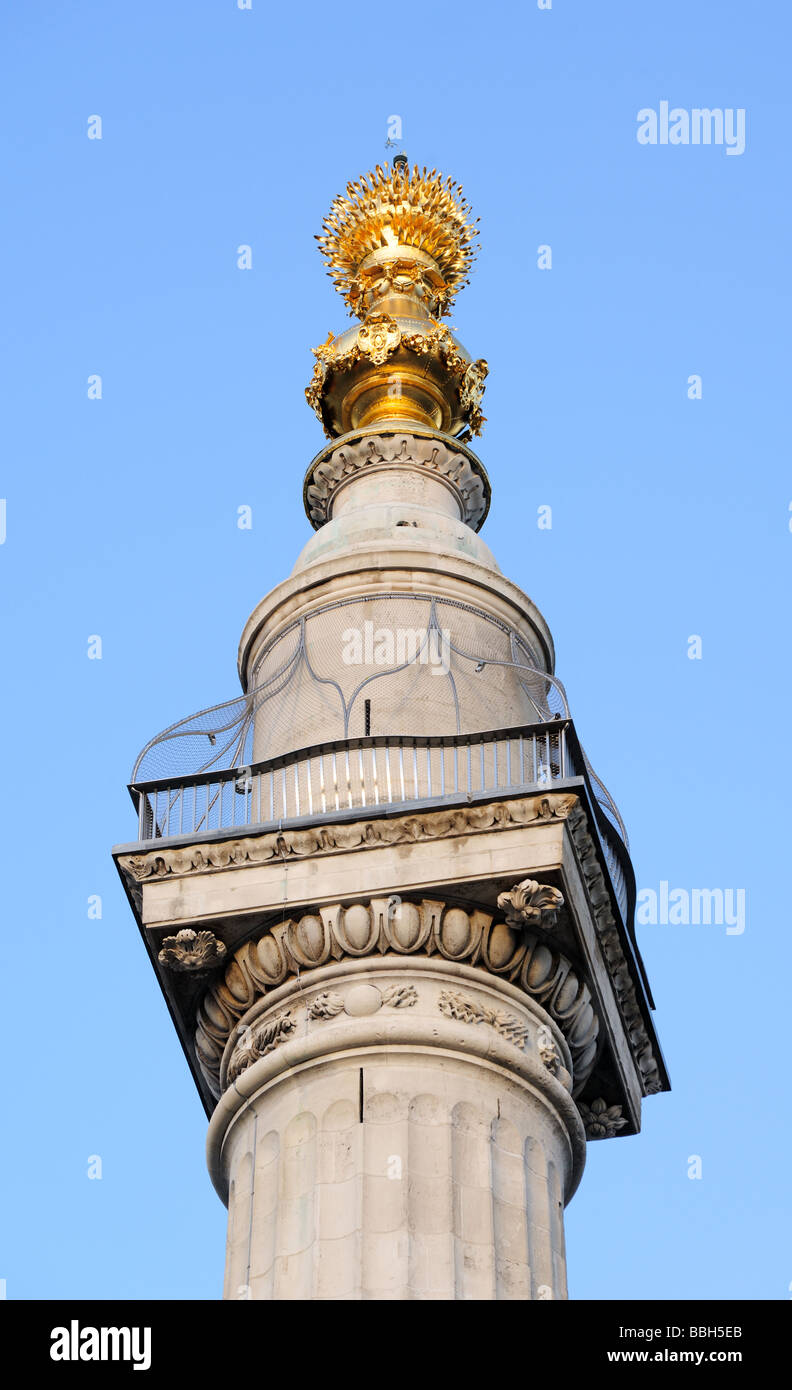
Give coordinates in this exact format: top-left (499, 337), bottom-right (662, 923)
top-left (194, 897), bottom-right (598, 1100)
top-left (115, 790), bottom-right (666, 1131)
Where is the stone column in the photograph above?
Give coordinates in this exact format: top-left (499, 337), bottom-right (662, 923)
top-left (207, 952), bottom-right (586, 1301)
top-left (116, 155), bottom-right (669, 1306)
top-left (119, 790), bottom-right (664, 1301)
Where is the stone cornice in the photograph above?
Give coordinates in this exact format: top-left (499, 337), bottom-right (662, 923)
top-left (118, 791), bottom-right (578, 888)
top-left (566, 803), bottom-right (662, 1098)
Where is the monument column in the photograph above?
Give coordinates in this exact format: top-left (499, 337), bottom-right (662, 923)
top-left (115, 157), bottom-right (667, 1301)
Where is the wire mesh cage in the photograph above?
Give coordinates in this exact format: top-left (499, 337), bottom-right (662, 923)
top-left (130, 591), bottom-right (627, 850)
top-left (132, 594), bottom-right (565, 778)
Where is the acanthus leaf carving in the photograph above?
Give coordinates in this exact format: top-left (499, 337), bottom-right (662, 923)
top-left (537, 1023), bottom-right (560, 1075)
top-left (497, 878), bottom-right (565, 930)
top-left (437, 989), bottom-right (531, 1049)
top-left (226, 1012), bottom-right (296, 1085)
top-left (307, 991), bottom-right (345, 1020)
top-left (380, 983), bottom-right (418, 1009)
top-left (158, 929), bottom-right (227, 973)
top-left (577, 1097), bottom-right (628, 1140)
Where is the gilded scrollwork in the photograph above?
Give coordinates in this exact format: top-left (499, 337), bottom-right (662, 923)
top-left (356, 312), bottom-right (401, 366)
top-left (304, 323), bottom-right (488, 440)
top-left (349, 257), bottom-right (447, 318)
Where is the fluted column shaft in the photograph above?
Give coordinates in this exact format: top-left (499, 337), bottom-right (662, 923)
top-left (208, 958), bottom-right (585, 1301)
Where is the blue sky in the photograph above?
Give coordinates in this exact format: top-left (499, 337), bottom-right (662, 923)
top-left (1, 0), bottom-right (789, 1299)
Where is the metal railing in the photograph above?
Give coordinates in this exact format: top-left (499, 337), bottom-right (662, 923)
top-left (128, 719), bottom-right (632, 924)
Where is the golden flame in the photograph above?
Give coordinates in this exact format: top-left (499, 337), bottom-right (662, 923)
top-left (317, 163), bottom-right (480, 318)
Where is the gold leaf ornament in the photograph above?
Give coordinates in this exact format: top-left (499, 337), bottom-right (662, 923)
top-left (357, 313), bottom-right (401, 366)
